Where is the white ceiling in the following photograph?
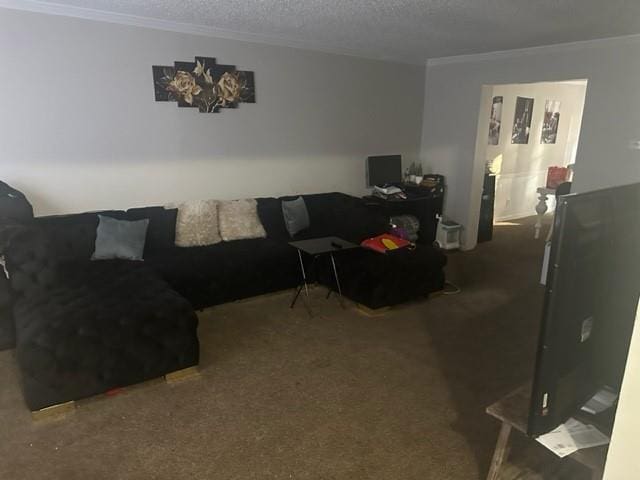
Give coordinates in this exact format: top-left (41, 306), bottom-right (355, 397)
top-left (4, 0), bottom-right (640, 64)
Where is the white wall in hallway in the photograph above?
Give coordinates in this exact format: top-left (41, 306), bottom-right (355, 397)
top-left (486, 81), bottom-right (587, 221)
top-left (603, 302), bottom-right (640, 480)
top-left (0, 8), bottom-right (425, 216)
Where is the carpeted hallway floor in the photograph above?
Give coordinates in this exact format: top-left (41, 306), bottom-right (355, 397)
top-left (0, 216), bottom-right (567, 479)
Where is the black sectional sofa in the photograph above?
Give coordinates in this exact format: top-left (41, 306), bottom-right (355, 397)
top-left (0, 192), bottom-right (446, 411)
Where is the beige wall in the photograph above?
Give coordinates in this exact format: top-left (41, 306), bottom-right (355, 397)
top-left (603, 301), bottom-right (640, 479)
top-left (0, 8), bottom-right (425, 216)
top-left (486, 81), bottom-right (586, 221)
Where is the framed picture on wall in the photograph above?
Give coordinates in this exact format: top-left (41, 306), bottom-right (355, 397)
top-left (541, 100), bottom-right (561, 144)
top-left (488, 96), bottom-right (503, 145)
top-left (511, 96), bottom-right (534, 144)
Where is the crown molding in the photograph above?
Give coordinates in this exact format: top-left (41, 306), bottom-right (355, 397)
top-left (4, 0), bottom-right (637, 69)
top-left (426, 33), bottom-right (640, 67)
top-left (0, 0), bottom-right (421, 66)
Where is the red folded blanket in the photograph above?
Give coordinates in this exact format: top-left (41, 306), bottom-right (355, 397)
top-left (361, 233), bottom-right (413, 254)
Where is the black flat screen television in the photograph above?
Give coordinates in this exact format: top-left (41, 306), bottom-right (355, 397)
top-left (366, 155), bottom-right (402, 187)
top-left (528, 182), bottom-right (640, 436)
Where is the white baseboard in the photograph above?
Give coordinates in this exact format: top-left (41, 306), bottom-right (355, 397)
top-left (495, 211), bottom-right (552, 222)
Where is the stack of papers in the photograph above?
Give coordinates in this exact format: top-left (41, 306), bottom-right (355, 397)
top-left (581, 387), bottom-right (618, 415)
top-left (536, 418), bottom-right (610, 458)
top-left (0, 256), bottom-right (7, 279)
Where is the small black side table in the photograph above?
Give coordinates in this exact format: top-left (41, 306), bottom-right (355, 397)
top-left (288, 236), bottom-right (359, 308)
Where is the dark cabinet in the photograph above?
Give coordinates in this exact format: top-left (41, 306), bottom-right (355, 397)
top-left (478, 174), bottom-right (495, 243)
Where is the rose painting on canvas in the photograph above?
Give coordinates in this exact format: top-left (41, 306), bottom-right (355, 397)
top-left (152, 56), bottom-right (255, 113)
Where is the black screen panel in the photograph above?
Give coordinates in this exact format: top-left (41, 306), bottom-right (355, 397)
top-left (367, 155), bottom-right (402, 187)
top-left (528, 182), bottom-right (640, 436)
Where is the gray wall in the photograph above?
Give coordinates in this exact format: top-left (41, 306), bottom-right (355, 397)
top-left (0, 8), bottom-right (425, 215)
top-left (420, 37), bottom-right (640, 248)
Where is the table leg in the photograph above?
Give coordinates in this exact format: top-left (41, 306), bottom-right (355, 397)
top-left (329, 253), bottom-right (342, 297)
top-left (290, 249), bottom-right (309, 309)
top-left (290, 285), bottom-right (303, 308)
top-left (486, 422), bottom-right (512, 480)
top-left (329, 253), bottom-right (344, 306)
top-left (298, 249), bottom-right (309, 297)
top-left (534, 191), bottom-right (550, 239)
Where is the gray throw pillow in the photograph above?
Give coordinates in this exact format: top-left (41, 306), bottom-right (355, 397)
top-left (92, 215), bottom-right (149, 261)
top-left (282, 196), bottom-right (310, 237)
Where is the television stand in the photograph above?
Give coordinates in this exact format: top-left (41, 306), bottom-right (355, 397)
top-left (485, 383), bottom-right (608, 480)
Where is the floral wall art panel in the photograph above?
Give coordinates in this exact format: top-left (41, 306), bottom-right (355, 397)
top-left (152, 56), bottom-right (255, 113)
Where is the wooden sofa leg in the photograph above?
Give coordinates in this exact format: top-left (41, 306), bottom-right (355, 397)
top-left (31, 400), bottom-right (76, 422)
top-left (165, 366), bottom-right (200, 384)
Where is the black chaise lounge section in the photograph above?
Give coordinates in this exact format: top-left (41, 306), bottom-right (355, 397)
top-left (0, 190), bottom-right (446, 411)
top-left (5, 226), bottom-right (199, 411)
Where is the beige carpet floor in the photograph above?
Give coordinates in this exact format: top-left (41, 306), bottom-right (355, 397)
top-left (1, 215), bottom-right (584, 480)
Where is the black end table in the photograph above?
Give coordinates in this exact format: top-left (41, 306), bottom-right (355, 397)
top-left (288, 236), bottom-right (359, 308)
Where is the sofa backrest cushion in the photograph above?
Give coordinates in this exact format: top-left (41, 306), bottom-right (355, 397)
top-left (35, 210), bottom-right (127, 261)
top-left (0, 180), bottom-right (33, 225)
top-left (278, 192), bottom-right (389, 243)
top-left (0, 272), bottom-right (14, 349)
top-left (256, 197), bottom-right (288, 240)
top-left (4, 226), bottom-right (60, 301)
top-left (257, 193), bottom-right (389, 242)
top-left (33, 207), bottom-right (177, 260)
top-left (126, 206), bottom-right (178, 251)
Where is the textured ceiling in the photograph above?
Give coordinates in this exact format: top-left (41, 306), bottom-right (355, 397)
top-left (11, 0), bottom-right (640, 63)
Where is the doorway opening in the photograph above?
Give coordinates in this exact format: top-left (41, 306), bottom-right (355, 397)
top-left (471, 79), bottom-right (588, 246)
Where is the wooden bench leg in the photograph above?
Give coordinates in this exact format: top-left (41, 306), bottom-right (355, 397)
top-left (165, 366), bottom-right (200, 384)
top-left (31, 400), bottom-right (76, 422)
top-left (486, 422), bottom-right (512, 480)
top-left (355, 304), bottom-right (390, 317)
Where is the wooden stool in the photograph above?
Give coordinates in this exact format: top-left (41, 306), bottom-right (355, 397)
top-left (485, 384), bottom-right (607, 480)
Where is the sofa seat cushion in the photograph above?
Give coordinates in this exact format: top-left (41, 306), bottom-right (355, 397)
top-left (14, 260), bottom-right (199, 411)
top-left (146, 238), bottom-right (299, 308)
top-left (188, 237), bottom-right (299, 305)
top-left (325, 246), bottom-right (447, 310)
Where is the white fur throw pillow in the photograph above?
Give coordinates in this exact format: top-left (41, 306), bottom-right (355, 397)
top-left (218, 199), bottom-right (266, 242)
top-left (171, 199), bottom-right (222, 247)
